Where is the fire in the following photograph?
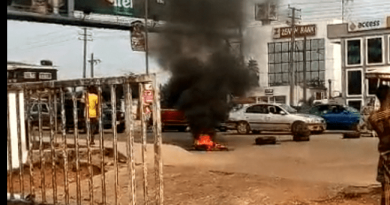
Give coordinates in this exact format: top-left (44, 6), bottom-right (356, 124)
top-left (194, 134), bottom-right (227, 151)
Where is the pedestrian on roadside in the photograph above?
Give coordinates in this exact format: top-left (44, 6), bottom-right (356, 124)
top-left (87, 86), bottom-right (100, 145)
top-left (368, 84), bottom-right (390, 205)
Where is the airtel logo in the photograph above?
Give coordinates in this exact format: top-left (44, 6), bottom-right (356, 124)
top-left (358, 20), bottom-right (380, 28)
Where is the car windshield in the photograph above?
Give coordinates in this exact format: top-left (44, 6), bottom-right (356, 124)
top-left (279, 104), bottom-right (297, 114)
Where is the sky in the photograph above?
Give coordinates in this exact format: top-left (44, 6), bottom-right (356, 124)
top-left (7, 0), bottom-right (390, 85)
top-left (7, 17), bottom-right (170, 84)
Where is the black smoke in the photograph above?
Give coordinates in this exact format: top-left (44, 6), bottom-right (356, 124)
top-left (151, 0), bottom-right (257, 138)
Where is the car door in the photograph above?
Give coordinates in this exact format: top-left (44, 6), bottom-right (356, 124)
top-left (267, 105), bottom-right (291, 131)
top-left (322, 105), bottom-right (346, 129)
top-left (244, 105), bottom-right (268, 130)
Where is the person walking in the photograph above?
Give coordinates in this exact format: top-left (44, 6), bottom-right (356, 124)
top-left (87, 86), bottom-right (99, 145)
top-left (368, 84), bottom-right (390, 205)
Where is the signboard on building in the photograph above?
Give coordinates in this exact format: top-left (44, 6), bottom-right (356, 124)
top-left (272, 24), bottom-right (316, 39)
top-left (348, 18), bottom-right (387, 32)
top-left (387, 16), bottom-right (390, 28)
top-left (255, 2), bottom-right (277, 21)
top-left (130, 21), bottom-right (145, 51)
top-left (265, 89), bottom-right (273, 95)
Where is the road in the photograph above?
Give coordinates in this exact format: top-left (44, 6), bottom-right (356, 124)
top-left (28, 128), bottom-right (382, 204)
top-left (43, 128), bottom-right (379, 186)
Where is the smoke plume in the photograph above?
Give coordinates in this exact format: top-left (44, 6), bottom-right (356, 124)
top-left (151, 0), bottom-right (257, 137)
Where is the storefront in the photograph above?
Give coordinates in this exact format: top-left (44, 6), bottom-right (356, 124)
top-left (327, 16), bottom-right (390, 111)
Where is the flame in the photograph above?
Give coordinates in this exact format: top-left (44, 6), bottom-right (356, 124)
top-left (196, 134), bottom-right (215, 148)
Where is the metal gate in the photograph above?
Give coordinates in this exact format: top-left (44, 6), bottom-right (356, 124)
top-left (7, 74), bottom-right (163, 205)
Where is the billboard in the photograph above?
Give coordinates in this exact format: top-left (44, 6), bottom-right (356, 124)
top-left (8, 0), bottom-right (167, 19)
top-left (75, 0), bottom-right (166, 19)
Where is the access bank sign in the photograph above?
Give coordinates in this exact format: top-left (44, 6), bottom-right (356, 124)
top-left (348, 18), bottom-right (388, 32)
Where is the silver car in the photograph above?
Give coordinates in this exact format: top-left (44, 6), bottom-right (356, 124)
top-left (226, 103), bottom-right (326, 135)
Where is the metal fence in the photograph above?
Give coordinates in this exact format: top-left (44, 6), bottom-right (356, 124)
top-left (7, 74), bottom-right (163, 205)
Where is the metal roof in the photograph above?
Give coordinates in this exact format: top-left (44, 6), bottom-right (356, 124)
top-left (7, 61), bottom-right (57, 71)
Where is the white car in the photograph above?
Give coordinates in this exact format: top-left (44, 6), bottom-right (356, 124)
top-left (226, 103), bottom-right (326, 135)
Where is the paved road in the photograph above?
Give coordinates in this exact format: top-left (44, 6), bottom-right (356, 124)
top-left (38, 128), bottom-right (380, 187)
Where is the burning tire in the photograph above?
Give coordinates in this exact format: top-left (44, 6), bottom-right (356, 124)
top-left (255, 136), bottom-right (276, 145)
top-left (236, 121), bottom-right (250, 135)
top-left (292, 121), bottom-right (311, 142)
top-left (343, 132), bottom-right (361, 139)
top-left (252, 130), bottom-right (261, 134)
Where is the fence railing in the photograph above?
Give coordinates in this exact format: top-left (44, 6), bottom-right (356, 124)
top-left (7, 74), bottom-right (163, 205)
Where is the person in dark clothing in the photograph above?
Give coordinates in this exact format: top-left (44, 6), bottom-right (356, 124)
top-left (368, 84), bottom-right (390, 205)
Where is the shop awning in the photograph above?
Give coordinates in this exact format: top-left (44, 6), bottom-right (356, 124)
top-left (365, 67), bottom-right (390, 80)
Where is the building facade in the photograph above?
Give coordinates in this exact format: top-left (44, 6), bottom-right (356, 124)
top-left (242, 16), bottom-right (342, 106)
top-left (7, 60), bottom-right (58, 84)
top-left (327, 16), bottom-right (390, 111)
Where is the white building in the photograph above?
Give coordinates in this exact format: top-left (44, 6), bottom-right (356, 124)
top-left (242, 1), bottom-right (343, 106)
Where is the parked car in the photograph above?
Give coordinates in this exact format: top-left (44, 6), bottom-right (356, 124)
top-left (308, 104), bottom-right (360, 130)
top-left (30, 100), bottom-right (126, 133)
top-left (149, 108), bottom-right (227, 132)
top-left (225, 103), bottom-right (326, 135)
top-left (102, 103), bottom-right (126, 133)
top-left (29, 101), bottom-right (51, 128)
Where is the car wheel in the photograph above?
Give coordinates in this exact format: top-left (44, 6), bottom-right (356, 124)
top-left (237, 121), bottom-right (250, 135)
top-left (292, 121), bottom-right (311, 141)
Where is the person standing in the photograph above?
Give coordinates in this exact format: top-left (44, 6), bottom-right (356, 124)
top-left (87, 86), bottom-right (99, 145)
top-left (368, 84), bottom-right (390, 205)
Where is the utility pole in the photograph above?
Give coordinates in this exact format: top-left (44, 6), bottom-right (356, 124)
top-left (144, 0), bottom-right (149, 75)
top-left (78, 28), bottom-right (93, 78)
top-left (303, 35), bottom-right (307, 104)
top-left (88, 53), bottom-right (101, 78)
top-left (287, 5), bottom-right (301, 106)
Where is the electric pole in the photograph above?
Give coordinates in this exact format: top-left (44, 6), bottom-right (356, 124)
top-left (303, 35), bottom-right (307, 104)
top-left (78, 28), bottom-right (93, 78)
top-left (144, 0), bottom-right (149, 75)
top-left (287, 5), bottom-right (301, 106)
top-left (88, 53), bottom-right (101, 78)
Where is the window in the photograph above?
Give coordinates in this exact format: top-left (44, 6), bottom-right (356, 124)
top-left (246, 105), bottom-right (268, 114)
top-left (268, 105), bottom-right (283, 114)
top-left (39, 72), bottom-right (52, 80)
top-left (346, 69), bottom-right (363, 97)
top-left (269, 96), bottom-right (286, 104)
top-left (366, 36), bottom-right (384, 65)
top-left (24, 72), bottom-right (36, 79)
top-left (268, 38), bottom-right (325, 87)
top-left (346, 39), bottom-right (362, 66)
top-left (367, 78), bottom-right (379, 96)
top-left (347, 100), bottom-right (362, 112)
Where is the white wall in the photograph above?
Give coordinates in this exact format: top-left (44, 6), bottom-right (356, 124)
top-left (7, 91), bottom-right (28, 171)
